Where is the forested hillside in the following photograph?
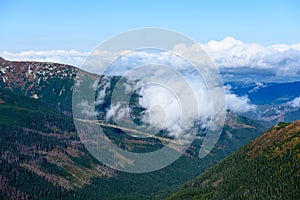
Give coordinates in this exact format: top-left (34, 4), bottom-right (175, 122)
top-left (169, 121), bottom-right (300, 199)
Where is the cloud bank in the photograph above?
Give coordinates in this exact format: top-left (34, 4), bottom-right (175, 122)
top-left (1, 37), bottom-right (300, 77)
top-left (200, 37), bottom-right (300, 77)
top-left (97, 52), bottom-right (213, 140)
top-left (0, 50), bottom-right (88, 68)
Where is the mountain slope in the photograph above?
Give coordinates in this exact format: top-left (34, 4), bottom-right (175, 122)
top-left (0, 58), bottom-right (270, 199)
top-left (0, 57), bottom-right (88, 116)
top-left (168, 121), bottom-right (300, 200)
top-left (0, 88), bottom-right (269, 199)
top-left (0, 89), bottom-right (115, 199)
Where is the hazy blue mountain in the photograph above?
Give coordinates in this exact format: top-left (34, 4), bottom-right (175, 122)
top-left (226, 81), bottom-right (300, 123)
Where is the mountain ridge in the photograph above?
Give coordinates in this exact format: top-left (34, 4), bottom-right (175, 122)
top-left (0, 57), bottom-right (100, 116)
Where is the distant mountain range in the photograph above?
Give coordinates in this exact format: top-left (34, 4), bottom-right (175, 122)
top-left (225, 81), bottom-right (300, 123)
top-left (0, 57), bottom-right (298, 199)
top-left (227, 81), bottom-right (300, 105)
top-left (168, 121), bottom-right (300, 199)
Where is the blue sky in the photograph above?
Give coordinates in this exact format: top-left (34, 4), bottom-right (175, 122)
top-left (0, 0), bottom-right (300, 51)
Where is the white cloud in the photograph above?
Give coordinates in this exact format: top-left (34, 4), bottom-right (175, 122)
top-left (287, 96), bottom-right (300, 108)
top-left (224, 86), bottom-right (256, 113)
top-left (0, 50), bottom-right (88, 68)
top-left (199, 37), bottom-right (300, 76)
top-left (249, 82), bottom-right (267, 93)
top-left (105, 102), bottom-right (131, 121)
top-left (138, 85), bottom-right (180, 132)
